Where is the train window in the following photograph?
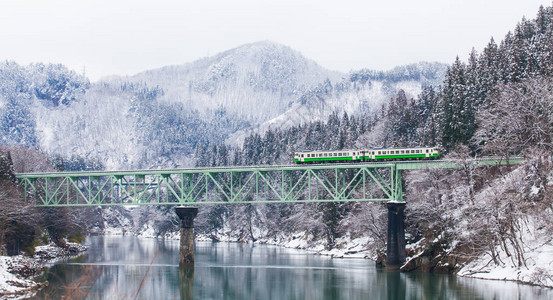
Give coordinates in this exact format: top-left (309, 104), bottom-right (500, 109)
top-left (426, 149), bottom-right (429, 153)
top-left (401, 150), bottom-right (404, 154)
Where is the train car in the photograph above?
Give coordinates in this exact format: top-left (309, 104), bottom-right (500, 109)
top-left (365, 147), bottom-right (439, 161)
top-left (293, 150), bottom-right (364, 164)
top-left (294, 147), bottom-right (439, 164)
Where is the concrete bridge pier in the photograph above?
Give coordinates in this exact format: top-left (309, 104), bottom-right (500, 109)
top-left (175, 207), bottom-right (198, 266)
top-left (386, 202), bottom-right (406, 270)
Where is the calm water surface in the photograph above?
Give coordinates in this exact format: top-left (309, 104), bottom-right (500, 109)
top-left (34, 236), bottom-right (552, 299)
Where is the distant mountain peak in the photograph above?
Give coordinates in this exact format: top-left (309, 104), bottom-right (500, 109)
top-left (116, 41), bottom-right (342, 124)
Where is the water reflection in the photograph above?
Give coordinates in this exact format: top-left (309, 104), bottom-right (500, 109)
top-left (33, 236), bottom-right (552, 299)
top-left (179, 267), bottom-right (194, 299)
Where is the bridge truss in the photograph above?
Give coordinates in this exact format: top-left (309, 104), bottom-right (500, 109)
top-left (16, 159), bottom-right (522, 207)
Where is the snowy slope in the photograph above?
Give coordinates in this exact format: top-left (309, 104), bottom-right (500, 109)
top-left (227, 62), bottom-right (447, 146)
top-left (108, 41), bottom-right (342, 123)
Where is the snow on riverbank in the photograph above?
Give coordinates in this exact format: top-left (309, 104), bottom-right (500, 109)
top-left (458, 218), bottom-right (553, 288)
top-left (0, 256), bottom-right (44, 299)
top-left (0, 242), bottom-right (87, 299)
top-left (194, 229), bottom-right (376, 260)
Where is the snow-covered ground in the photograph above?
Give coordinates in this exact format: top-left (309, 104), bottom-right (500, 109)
top-left (458, 219), bottom-right (553, 288)
top-left (0, 242), bottom-right (87, 299)
top-left (0, 256), bottom-right (44, 299)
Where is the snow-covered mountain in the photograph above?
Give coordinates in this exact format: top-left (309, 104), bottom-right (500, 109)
top-left (107, 41), bottom-right (342, 124)
top-left (227, 62), bottom-right (447, 146)
top-left (0, 42), bottom-right (446, 170)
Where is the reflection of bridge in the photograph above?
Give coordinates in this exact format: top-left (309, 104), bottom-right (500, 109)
top-left (15, 157), bottom-right (522, 268)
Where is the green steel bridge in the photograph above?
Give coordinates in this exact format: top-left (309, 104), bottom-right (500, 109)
top-left (15, 157), bottom-right (523, 207)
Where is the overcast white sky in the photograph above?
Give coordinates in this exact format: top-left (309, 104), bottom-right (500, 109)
top-left (1, 0), bottom-right (551, 81)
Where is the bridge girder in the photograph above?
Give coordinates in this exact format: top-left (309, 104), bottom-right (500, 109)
top-left (16, 158), bottom-right (522, 207)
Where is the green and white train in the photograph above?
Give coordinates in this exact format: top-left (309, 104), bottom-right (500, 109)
top-left (294, 147), bottom-right (440, 164)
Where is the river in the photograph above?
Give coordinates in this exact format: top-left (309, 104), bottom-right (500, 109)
top-left (33, 236), bottom-right (552, 299)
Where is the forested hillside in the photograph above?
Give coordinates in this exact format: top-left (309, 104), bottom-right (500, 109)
top-left (227, 61), bottom-right (446, 145)
top-left (186, 5), bottom-right (553, 286)
top-left (112, 41), bottom-right (342, 124)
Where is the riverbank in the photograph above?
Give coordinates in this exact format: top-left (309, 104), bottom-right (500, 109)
top-left (0, 242), bottom-right (86, 299)
top-left (138, 227), bottom-right (553, 289)
top-left (457, 220), bottom-right (553, 288)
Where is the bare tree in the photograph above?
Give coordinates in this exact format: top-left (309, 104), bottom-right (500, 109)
top-left (472, 76), bottom-right (553, 156)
